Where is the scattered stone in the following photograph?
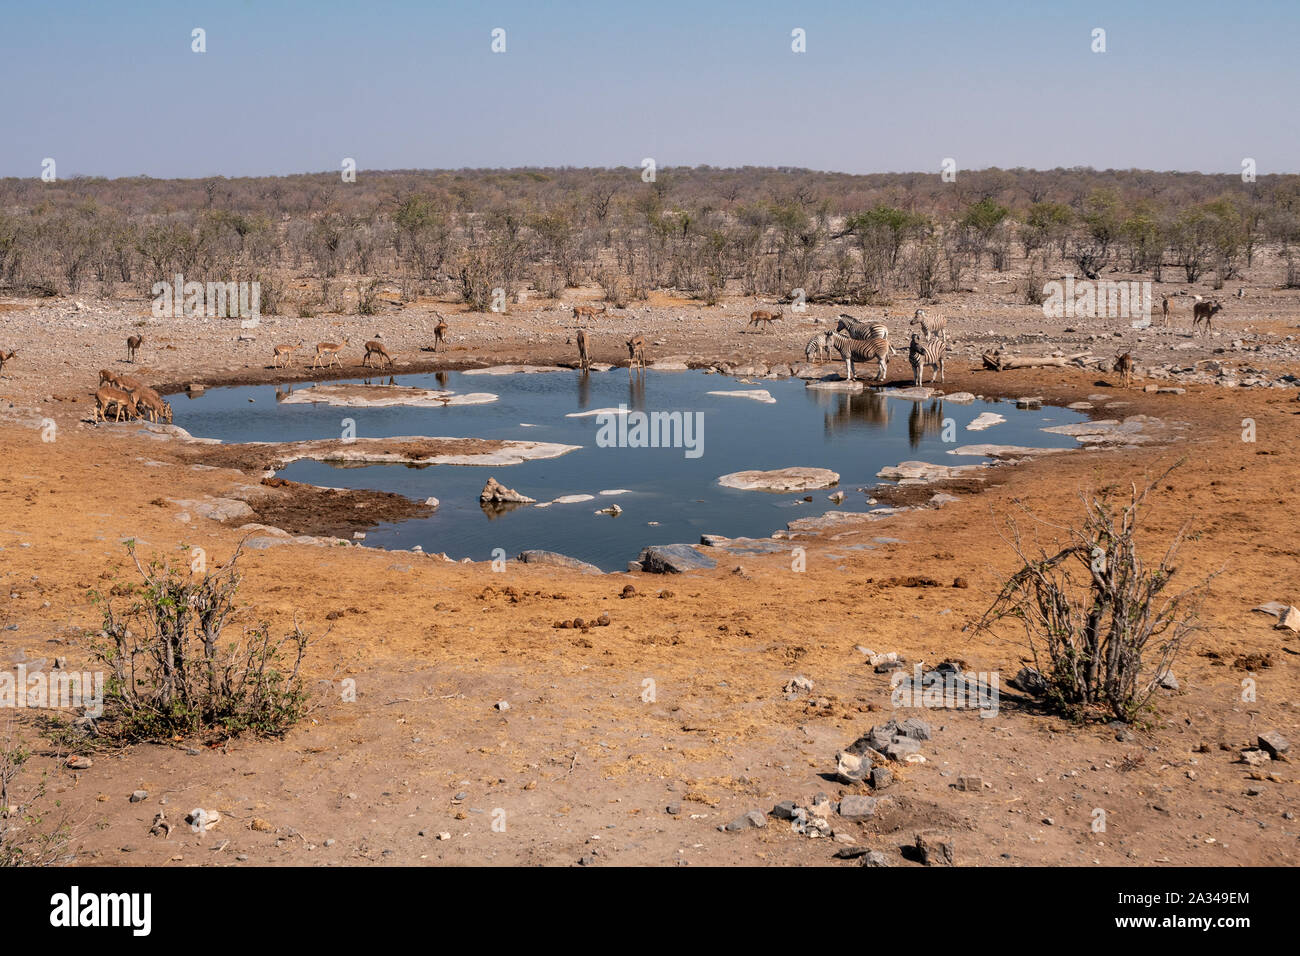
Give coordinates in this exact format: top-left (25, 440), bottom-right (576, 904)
top-left (1159, 672), bottom-right (1180, 691)
top-left (494, 700), bottom-right (510, 711)
top-left (859, 850), bottom-right (891, 867)
top-left (1240, 749), bottom-right (1271, 767)
top-left (65, 755), bottom-right (92, 770)
top-left (885, 737), bottom-right (922, 762)
top-left (721, 810), bottom-right (767, 832)
top-left (1276, 606), bottom-right (1300, 632)
top-left (129, 790), bottom-right (148, 803)
top-left (915, 832), bottom-right (955, 866)
top-left (1258, 732), bottom-right (1289, 759)
top-left (897, 717), bottom-right (932, 741)
top-left (955, 776), bottom-right (983, 792)
top-left (771, 801), bottom-right (797, 820)
top-left (836, 751), bottom-right (871, 785)
top-left (185, 809), bottom-right (221, 831)
top-left (783, 676), bottom-right (814, 695)
top-left (869, 766), bottom-right (893, 790)
top-left (837, 795), bottom-right (879, 821)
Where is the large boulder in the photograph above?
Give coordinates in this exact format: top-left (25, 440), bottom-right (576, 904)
top-left (514, 550), bottom-right (602, 574)
top-left (636, 544), bottom-right (717, 573)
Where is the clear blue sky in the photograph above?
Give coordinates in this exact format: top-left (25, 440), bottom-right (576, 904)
top-left (2, 0), bottom-right (1296, 178)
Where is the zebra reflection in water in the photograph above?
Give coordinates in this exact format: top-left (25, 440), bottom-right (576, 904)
top-left (907, 399), bottom-right (946, 448)
top-left (821, 390), bottom-right (889, 437)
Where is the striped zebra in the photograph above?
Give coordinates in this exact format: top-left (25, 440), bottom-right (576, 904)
top-left (908, 332), bottom-right (946, 386)
top-left (836, 314), bottom-right (889, 343)
top-left (804, 331), bottom-right (834, 363)
top-left (828, 331), bottom-right (889, 382)
top-left (910, 309), bottom-right (947, 342)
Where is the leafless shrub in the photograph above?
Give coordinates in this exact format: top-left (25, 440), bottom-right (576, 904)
top-left (356, 278), bottom-right (381, 315)
top-left (1286, 254), bottom-right (1300, 289)
top-left (976, 463), bottom-right (1214, 722)
top-left (256, 273), bottom-right (286, 316)
top-left (595, 268), bottom-right (625, 309)
top-left (1022, 272), bottom-right (1047, 305)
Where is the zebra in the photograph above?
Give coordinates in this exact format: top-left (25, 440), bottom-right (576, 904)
top-left (836, 314), bottom-right (889, 342)
top-left (804, 331), bottom-right (834, 363)
top-left (908, 332), bottom-right (946, 386)
top-left (910, 309), bottom-right (947, 343)
top-left (827, 331), bottom-right (889, 382)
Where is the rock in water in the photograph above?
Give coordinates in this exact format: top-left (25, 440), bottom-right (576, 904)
top-left (480, 476), bottom-right (535, 504)
top-left (717, 467), bottom-right (840, 492)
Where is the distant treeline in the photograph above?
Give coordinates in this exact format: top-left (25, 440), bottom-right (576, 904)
top-left (2, 166), bottom-right (1298, 312)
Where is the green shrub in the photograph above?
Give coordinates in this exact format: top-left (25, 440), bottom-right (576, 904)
top-left (88, 542), bottom-right (312, 743)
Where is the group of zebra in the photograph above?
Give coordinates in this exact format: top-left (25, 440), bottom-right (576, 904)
top-left (804, 309), bottom-right (948, 386)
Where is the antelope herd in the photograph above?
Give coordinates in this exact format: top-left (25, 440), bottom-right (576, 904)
top-left (95, 368), bottom-right (172, 424)
top-left (60, 285), bottom-right (1238, 430)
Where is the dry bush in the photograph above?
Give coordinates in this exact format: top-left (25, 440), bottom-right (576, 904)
top-left (1022, 272), bottom-right (1047, 305)
top-left (87, 542), bottom-right (313, 744)
top-left (976, 463), bottom-right (1213, 722)
top-left (356, 278), bottom-right (381, 315)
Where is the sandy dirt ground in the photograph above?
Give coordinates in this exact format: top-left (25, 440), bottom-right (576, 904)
top-left (1, 273), bottom-right (1298, 868)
